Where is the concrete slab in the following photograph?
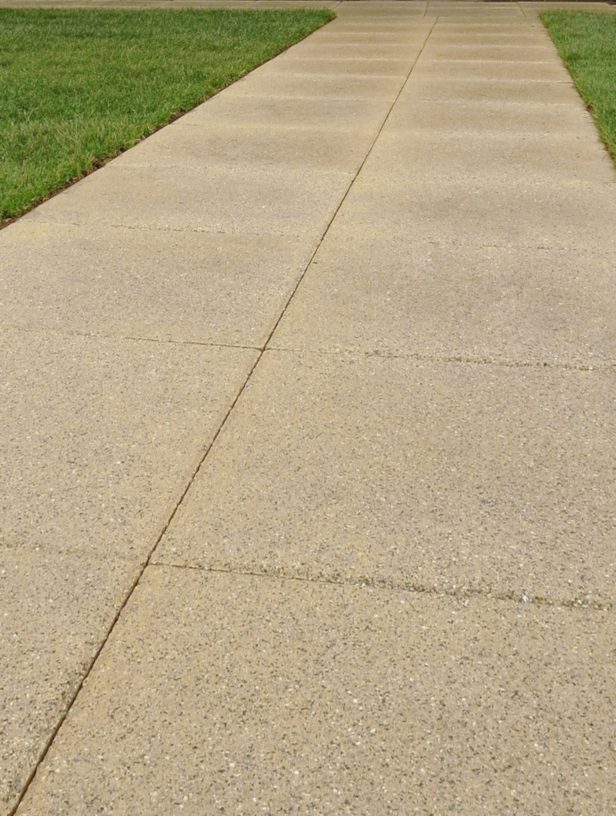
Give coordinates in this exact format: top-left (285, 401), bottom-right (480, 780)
top-left (17, 568), bottom-right (616, 815)
top-left (336, 4), bottom-right (428, 14)
top-left (426, 33), bottom-right (551, 47)
top-left (300, 24), bottom-right (426, 35)
top-left (0, 327), bottom-right (257, 562)
top-left (155, 350), bottom-right (616, 606)
top-left (420, 44), bottom-right (561, 61)
top-left (272, 234), bottom-right (616, 366)
top-left (273, 42), bottom-right (427, 61)
top-left (221, 71), bottom-right (403, 100)
top-left (411, 59), bottom-right (570, 82)
top-left (257, 57), bottom-right (411, 76)
top-left (434, 7), bottom-right (522, 12)
top-left (0, 547), bottom-right (140, 816)
top-left (430, 12), bottom-right (525, 19)
top-left (113, 121), bottom-right (375, 174)
top-left (431, 22), bottom-right (535, 32)
top-left (435, 11), bottom-right (525, 18)
top-left (364, 129), bottom-right (615, 185)
top-left (401, 77), bottom-right (581, 105)
top-left (386, 97), bottom-right (599, 136)
top-left (308, 32), bottom-right (432, 45)
top-left (179, 94), bottom-right (392, 131)
top-left (332, 13), bottom-right (429, 22)
top-left (4, 4), bottom-right (616, 812)
top-left (24, 164), bottom-right (355, 237)
top-left (335, 175), bottom-right (616, 252)
top-left (0, 221), bottom-right (313, 346)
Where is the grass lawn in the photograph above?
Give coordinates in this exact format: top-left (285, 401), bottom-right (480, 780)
top-left (542, 11), bottom-right (616, 162)
top-left (0, 7), bottom-right (333, 222)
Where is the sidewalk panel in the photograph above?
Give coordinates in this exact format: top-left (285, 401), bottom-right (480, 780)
top-left (16, 568), bottom-right (616, 815)
top-left (155, 351), bottom-right (616, 606)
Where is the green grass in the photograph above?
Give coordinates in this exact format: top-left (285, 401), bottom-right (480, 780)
top-left (542, 11), bottom-right (616, 162)
top-left (0, 7), bottom-right (333, 222)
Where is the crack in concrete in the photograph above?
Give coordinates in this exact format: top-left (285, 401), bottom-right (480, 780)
top-left (265, 344), bottom-right (616, 372)
top-left (3, 322), bottom-right (261, 352)
top-left (20, 216), bottom-right (316, 239)
top-left (9, 7), bottom-right (615, 813)
top-left (150, 559), bottom-right (614, 613)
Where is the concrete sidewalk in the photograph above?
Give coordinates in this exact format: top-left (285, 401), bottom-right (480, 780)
top-left (2, 2), bottom-right (616, 813)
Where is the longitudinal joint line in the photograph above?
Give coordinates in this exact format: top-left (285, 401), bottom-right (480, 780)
top-left (9, 18), bottom-right (439, 814)
top-left (261, 15), bottom-right (440, 352)
top-left (7, 349), bottom-right (263, 816)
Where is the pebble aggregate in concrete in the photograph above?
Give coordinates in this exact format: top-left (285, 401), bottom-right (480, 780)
top-left (3, 1), bottom-right (616, 812)
top-left (0, 222), bottom-right (314, 346)
top-left (0, 327), bottom-right (257, 563)
top-left (16, 568), bottom-right (616, 815)
top-left (0, 548), bottom-right (141, 812)
top-left (272, 235), bottom-right (616, 365)
top-left (156, 349), bottom-right (616, 607)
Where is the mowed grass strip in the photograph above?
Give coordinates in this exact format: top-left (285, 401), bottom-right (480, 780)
top-left (0, 8), bottom-right (333, 221)
top-left (542, 11), bottom-right (616, 163)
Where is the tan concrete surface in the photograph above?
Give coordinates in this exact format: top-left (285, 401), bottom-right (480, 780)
top-left (335, 178), bottom-right (616, 251)
top-left (3, 2), bottom-right (616, 814)
top-left (0, 325), bottom-right (254, 814)
top-left (426, 32), bottom-right (556, 45)
top-left (2, 9), bottom-right (414, 810)
top-left (180, 93), bottom-right (393, 128)
top-left (256, 56), bottom-right (412, 75)
top-left (155, 349), bottom-right (615, 606)
top-left (112, 122), bottom-right (377, 173)
top-left (0, 327), bottom-right (257, 563)
top-left (412, 58), bottom-right (570, 80)
top-left (272, 236), bottom-right (616, 365)
top-left (16, 568), bottom-right (616, 815)
top-left (0, 542), bottom-right (138, 813)
top-left (364, 128), bottom-right (614, 184)
top-left (420, 43), bottom-right (561, 58)
top-left (0, 548), bottom-right (141, 814)
top-left (23, 163), bottom-right (355, 236)
top-left (308, 29), bottom-right (431, 42)
top-left (220, 70), bottom-right (403, 99)
top-left (386, 96), bottom-right (599, 135)
top-left (0, 222), bottom-right (314, 345)
top-left (258, 41), bottom-right (430, 60)
top-left (400, 77), bottom-right (583, 104)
